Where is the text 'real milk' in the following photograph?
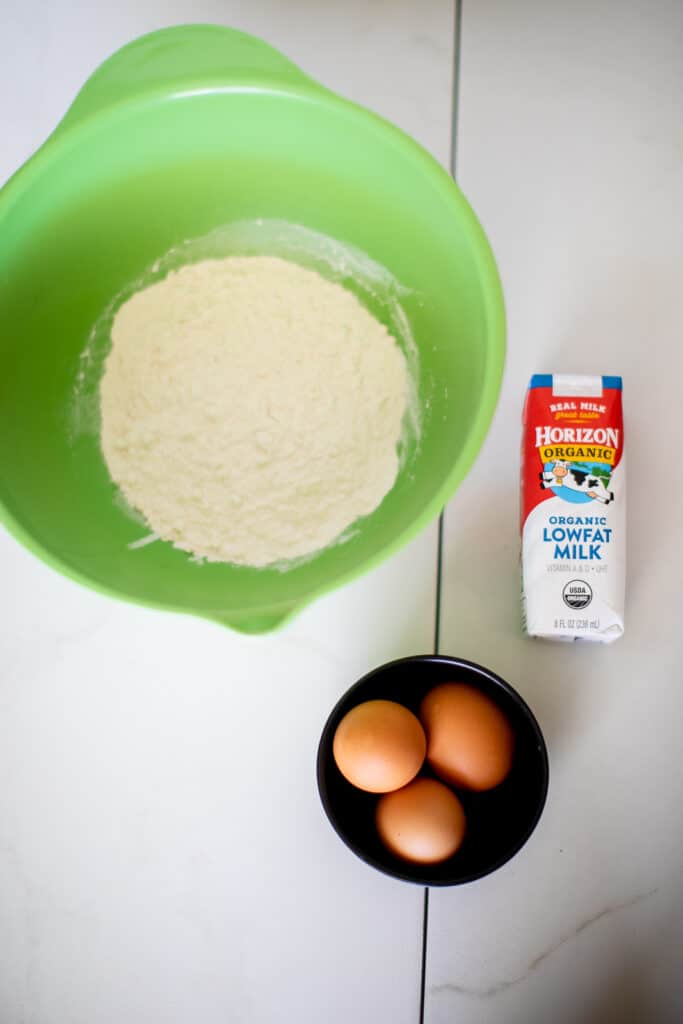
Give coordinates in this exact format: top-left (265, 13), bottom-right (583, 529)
top-left (521, 374), bottom-right (625, 642)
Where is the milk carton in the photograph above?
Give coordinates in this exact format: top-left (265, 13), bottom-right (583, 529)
top-left (521, 374), bottom-right (625, 642)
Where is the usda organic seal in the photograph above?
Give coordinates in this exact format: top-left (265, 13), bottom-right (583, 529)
top-left (562, 579), bottom-right (593, 610)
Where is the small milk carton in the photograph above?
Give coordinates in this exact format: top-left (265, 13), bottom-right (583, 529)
top-left (521, 374), bottom-right (625, 643)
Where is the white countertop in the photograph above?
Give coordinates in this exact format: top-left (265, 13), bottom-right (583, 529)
top-left (2, 2), bottom-right (682, 1022)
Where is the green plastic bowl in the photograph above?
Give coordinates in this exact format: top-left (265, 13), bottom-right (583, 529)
top-left (0, 24), bottom-right (504, 633)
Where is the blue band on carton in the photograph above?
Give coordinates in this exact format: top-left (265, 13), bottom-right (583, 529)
top-left (529, 375), bottom-right (622, 392)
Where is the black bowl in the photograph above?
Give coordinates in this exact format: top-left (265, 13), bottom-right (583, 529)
top-left (316, 655), bottom-right (549, 886)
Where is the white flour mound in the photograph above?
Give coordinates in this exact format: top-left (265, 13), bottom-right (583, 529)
top-left (100, 256), bottom-right (410, 567)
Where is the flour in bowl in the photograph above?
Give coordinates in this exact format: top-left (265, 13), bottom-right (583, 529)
top-left (100, 256), bottom-right (410, 566)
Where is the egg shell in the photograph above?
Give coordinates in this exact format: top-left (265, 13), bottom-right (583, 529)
top-left (332, 699), bottom-right (426, 793)
top-left (420, 682), bottom-right (515, 791)
top-left (375, 777), bottom-right (467, 864)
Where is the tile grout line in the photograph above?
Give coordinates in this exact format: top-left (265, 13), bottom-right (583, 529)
top-left (450, 0), bottom-right (463, 184)
top-left (418, 886), bottom-right (430, 1023)
top-left (419, 2), bottom-right (463, 1021)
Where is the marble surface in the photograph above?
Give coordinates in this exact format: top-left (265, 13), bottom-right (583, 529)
top-left (0, 4), bottom-right (451, 1022)
top-left (2, 1), bottom-right (683, 1022)
top-left (431, 2), bottom-right (683, 1023)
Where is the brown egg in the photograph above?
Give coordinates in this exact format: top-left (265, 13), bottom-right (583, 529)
top-left (332, 700), bottom-right (426, 793)
top-left (420, 683), bottom-right (514, 791)
top-left (376, 778), bottom-right (466, 864)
